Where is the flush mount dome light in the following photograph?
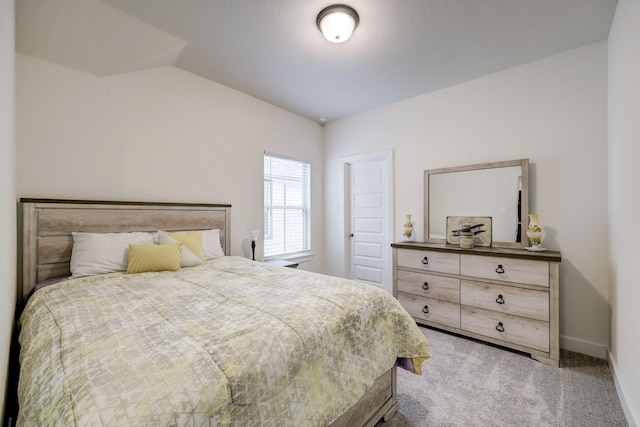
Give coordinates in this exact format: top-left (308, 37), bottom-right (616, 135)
top-left (316, 4), bottom-right (359, 43)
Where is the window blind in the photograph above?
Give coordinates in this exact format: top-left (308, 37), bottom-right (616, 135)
top-left (264, 155), bottom-right (311, 259)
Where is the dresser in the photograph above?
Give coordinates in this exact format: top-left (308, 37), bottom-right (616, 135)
top-left (392, 242), bottom-right (561, 367)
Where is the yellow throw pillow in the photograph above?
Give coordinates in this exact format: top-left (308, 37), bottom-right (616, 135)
top-left (126, 243), bottom-right (182, 274)
top-left (158, 230), bottom-right (205, 267)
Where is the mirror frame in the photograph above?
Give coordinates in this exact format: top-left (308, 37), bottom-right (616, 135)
top-left (424, 159), bottom-right (529, 249)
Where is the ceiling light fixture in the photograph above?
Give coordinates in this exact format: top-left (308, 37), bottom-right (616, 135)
top-left (316, 4), bottom-right (359, 44)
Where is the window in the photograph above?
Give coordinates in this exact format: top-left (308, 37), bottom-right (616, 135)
top-left (264, 154), bottom-right (311, 260)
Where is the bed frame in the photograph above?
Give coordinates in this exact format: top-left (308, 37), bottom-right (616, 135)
top-left (19, 198), bottom-right (231, 301)
top-left (18, 198), bottom-right (398, 427)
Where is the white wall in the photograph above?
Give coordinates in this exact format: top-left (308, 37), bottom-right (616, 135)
top-left (0, 0), bottom-right (16, 421)
top-left (608, 0), bottom-right (640, 424)
top-left (16, 55), bottom-right (324, 272)
top-left (324, 42), bottom-right (609, 357)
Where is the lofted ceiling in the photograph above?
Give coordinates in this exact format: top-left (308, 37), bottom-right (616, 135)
top-left (16, 0), bottom-right (617, 124)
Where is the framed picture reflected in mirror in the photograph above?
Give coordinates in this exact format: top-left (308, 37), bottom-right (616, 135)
top-left (446, 216), bottom-right (492, 247)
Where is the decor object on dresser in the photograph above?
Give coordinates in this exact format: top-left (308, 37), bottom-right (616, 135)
top-left (458, 224), bottom-right (474, 249)
top-left (248, 228), bottom-right (260, 260)
top-left (425, 159), bottom-right (528, 248)
top-left (392, 242), bottom-right (561, 367)
top-left (525, 213), bottom-right (545, 251)
top-left (446, 216), bottom-right (492, 247)
top-left (17, 199), bottom-right (430, 427)
top-left (403, 214), bottom-right (414, 241)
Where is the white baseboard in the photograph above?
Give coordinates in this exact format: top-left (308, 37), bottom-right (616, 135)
top-left (560, 335), bottom-right (607, 359)
top-left (607, 349), bottom-right (639, 427)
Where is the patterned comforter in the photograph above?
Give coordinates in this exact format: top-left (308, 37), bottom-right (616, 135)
top-left (18, 256), bottom-right (430, 426)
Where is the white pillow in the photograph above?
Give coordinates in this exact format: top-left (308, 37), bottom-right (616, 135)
top-left (70, 231), bottom-right (155, 278)
top-left (202, 229), bottom-right (225, 259)
top-left (158, 230), bottom-right (204, 267)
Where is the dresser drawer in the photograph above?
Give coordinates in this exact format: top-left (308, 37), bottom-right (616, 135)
top-left (398, 292), bottom-right (460, 328)
top-left (461, 254), bottom-right (549, 287)
top-left (461, 306), bottom-right (549, 352)
top-left (461, 280), bottom-right (549, 321)
top-left (397, 249), bottom-right (460, 274)
top-left (397, 270), bottom-right (460, 303)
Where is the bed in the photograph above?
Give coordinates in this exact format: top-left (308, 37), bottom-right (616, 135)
top-left (17, 198), bottom-right (430, 427)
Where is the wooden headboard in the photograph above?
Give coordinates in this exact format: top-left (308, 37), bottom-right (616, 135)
top-left (19, 198), bottom-right (231, 300)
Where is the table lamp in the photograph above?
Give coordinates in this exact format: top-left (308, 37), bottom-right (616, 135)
top-left (248, 229), bottom-right (260, 261)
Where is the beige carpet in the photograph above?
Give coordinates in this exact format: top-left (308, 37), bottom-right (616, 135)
top-left (378, 326), bottom-right (628, 427)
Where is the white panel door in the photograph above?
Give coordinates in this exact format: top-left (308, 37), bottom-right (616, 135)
top-left (346, 152), bottom-right (392, 294)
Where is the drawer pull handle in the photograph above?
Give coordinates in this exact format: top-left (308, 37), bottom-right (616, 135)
top-left (496, 294), bottom-right (505, 304)
top-left (495, 264), bottom-right (505, 274)
top-left (495, 322), bottom-right (505, 332)
top-left (422, 305), bottom-right (429, 314)
top-left (421, 256), bottom-right (429, 265)
top-left (422, 282), bottom-right (430, 291)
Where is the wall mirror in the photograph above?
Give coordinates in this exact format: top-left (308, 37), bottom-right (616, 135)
top-left (424, 159), bottom-right (529, 249)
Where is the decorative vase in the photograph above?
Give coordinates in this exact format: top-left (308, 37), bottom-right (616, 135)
top-left (526, 214), bottom-right (543, 247)
top-left (403, 214), bottom-right (414, 241)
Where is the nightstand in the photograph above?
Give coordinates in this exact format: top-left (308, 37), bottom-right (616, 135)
top-left (264, 259), bottom-right (299, 268)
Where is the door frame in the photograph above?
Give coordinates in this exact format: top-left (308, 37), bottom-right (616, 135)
top-left (342, 149), bottom-right (394, 292)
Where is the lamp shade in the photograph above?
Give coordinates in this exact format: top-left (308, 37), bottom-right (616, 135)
top-left (317, 5), bottom-right (359, 44)
top-left (248, 229), bottom-right (260, 241)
